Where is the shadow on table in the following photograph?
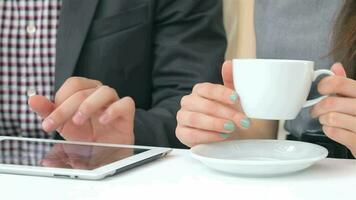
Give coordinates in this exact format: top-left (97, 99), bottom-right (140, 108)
top-left (204, 159), bottom-right (355, 181)
top-left (103, 152), bottom-right (179, 181)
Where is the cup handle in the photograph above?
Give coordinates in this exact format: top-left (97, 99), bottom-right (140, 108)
top-left (303, 69), bottom-right (335, 108)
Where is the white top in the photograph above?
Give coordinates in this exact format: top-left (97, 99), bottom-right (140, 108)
top-left (1, 149), bottom-right (355, 200)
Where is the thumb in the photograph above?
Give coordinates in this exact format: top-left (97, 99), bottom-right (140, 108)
top-left (28, 95), bottom-right (55, 119)
top-left (331, 62), bottom-right (347, 77)
top-left (222, 60), bottom-right (234, 89)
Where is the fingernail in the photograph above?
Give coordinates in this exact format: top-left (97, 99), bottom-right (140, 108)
top-left (42, 118), bottom-right (55, 132)
top-left (229, 92), bottom-right (238, 103)
top-left (27, 88), bottom-right (37, 97)
top-left (219, 133), bottom-right (230, 139)
top-left (224, 121), bottom-right (236, 132)
top-left (72, 111), bottom-right (86, 125)
top-left (99, 113), bottom-right (111, 124)
top-left (240, 118), bottom-right (251, 129)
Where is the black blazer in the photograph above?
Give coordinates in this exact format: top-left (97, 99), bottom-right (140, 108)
top-left (55, 0), bottom-right (227, 148)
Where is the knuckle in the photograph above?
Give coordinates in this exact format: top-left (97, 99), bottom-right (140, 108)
top-left (201, 82), bottom-right (212, 90)
top-left (65, 77), bottom-right (82, 88)
top-left (193, 83), bottom-right (210, 94)
top-left (124, 97), bottom-right (135, 107)
top-left (74, 90), bottom-right (89, 102)
top-left (175, 126), bottom-right (184, 138)
top-left (186, 133), bottom-right (198, 147)
top-left (79, 103), bottom-right (91, 115)
top-left (192, 83), bottom-right (203, 93)
top-left (64, 77), bottom-right (75, 84)
top-left (175, 126), bottom-right (193, 147)
top-left (321, 97), bottom-right (336, 109)
top-left (93, 80), bottom-right (102, 86)
top-left (176, 110), bottom-right (185, 122)
top-left (178, 111), bottom-right (197, 126)
top-left (332, 77), bottom-right (345, 89)
top-left (100, 85), bottom-right (112, 92)
top-left (180, 95), bottom-right (190, 108)
top-left (100, 85), bottom-right (117, 97)
top-left (325, 126), bottom-right (337, 136)
top-left (111, 97), bottom-right (135, 113)
top-left (326, 113), bottom-right (338, 126)
top-left (51, 109), bottom-right (65, 123)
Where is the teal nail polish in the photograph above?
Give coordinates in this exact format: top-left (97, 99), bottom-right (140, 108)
top-left (229, 92), bottom-right (238, 103)
top-left (224, 121), bottom-right (236, 132)
top-left (240, 118), bottom-right (251, 129)
top-left (219, 133), bottom-right (230, 139)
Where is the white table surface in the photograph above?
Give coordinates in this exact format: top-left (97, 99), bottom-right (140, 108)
top-left (1, 149), bottom-right (355, 200)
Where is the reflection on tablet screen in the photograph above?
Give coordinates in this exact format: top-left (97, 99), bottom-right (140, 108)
top-left (0, 140), bottom-right (147, 170)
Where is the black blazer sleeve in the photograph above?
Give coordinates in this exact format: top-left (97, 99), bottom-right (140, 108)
top-left (134, 0), bottom-right (227, 148)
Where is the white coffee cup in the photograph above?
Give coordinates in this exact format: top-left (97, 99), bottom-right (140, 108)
top-left (232, 59), bottom-right (335, 120)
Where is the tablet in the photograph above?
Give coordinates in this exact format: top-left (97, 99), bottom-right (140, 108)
top-left (0, 136), bottom-right (171, 180)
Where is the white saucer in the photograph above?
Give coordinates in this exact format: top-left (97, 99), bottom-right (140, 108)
top-left (191, 140), bottom-right (328, 176)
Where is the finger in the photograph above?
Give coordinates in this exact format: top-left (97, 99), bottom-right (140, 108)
top-left (222, 60), bottom-right (234, 89)
top-left (311, 97), bottom-right (356, 117)
top-left (331, 63), bottom-right (347, 77)
top-left (177, 110), bottom-right (240, 134)
top-left (72, 86), bottom-right (119, 125)
top-left (40, 144), bottom-right (69, 168)
top-left (72, 161), bottom-right (90, 169)
top-left (99, 97), bottom-right (135, 125)
top-left (28, 95), bottom-right (55, 118)
top-left (319, 112), bottom-right (356, 133)
top-left (180, 95), bottom-right (249, 129)
top-left (55, 77), bottom-right (102, 105)
top-left (42, 89), bottom-right (95, 132)
top-left (318, 75), bottom-right (356, 97)
top-left (175, 125), bottom-right (227, 147)
top-left (66, 155), bottom-right (90, 169)
top-left (322, 126), bottom-right (356, 153)
top-left (181, 95), bottom-right (239, 119)
top-left (41, 158), bottom-right (69, 168)
top-left (62, 145), bottom-right (92, 169)
top-left (192, 82), bottom-right (238, 106)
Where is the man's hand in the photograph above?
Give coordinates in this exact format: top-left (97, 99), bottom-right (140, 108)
top-left (28, 77), bottom-right (135, 145)
top-left (40, 143), bottom-right (134, 169)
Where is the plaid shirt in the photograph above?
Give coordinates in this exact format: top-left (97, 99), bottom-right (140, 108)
top-left (0, 0), bottom-right (61, 139)
top-left (0, 139), bottom-right (52, 166)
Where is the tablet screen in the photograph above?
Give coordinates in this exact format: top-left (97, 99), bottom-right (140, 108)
top-left (0, 139), bottom-right (148, 170)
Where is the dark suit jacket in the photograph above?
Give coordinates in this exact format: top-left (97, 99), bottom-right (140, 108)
top-left (55, 0), bottom-right (227, 148)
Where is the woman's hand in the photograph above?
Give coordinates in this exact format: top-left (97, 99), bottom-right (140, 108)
top-left (311, 63), bottom-right (356, 157)
top-left (176, 61), bottom-right (251, 147)
top-left (28, 77), bottom-right (135, 145)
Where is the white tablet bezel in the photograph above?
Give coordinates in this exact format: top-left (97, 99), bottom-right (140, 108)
top-left (0, 136), bottom-right (171, 180)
